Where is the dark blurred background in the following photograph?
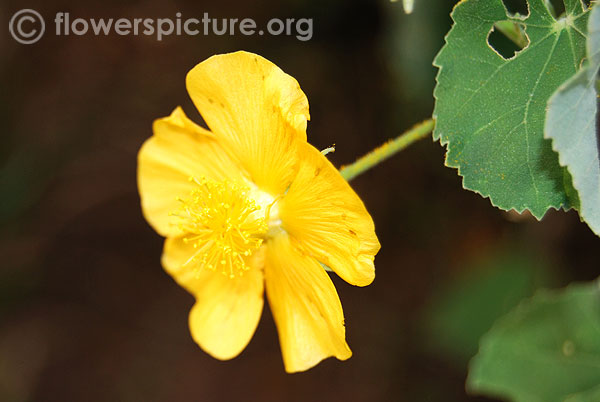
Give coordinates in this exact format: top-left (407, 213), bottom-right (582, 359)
top-left (1, 0), bottom-right (598, 401)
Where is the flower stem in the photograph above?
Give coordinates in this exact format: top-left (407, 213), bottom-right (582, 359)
top-left (339, 118), bottom-right (434, 182)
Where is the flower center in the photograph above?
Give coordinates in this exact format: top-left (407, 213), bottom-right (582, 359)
top-left (171, 177), bottom-right (278, 278)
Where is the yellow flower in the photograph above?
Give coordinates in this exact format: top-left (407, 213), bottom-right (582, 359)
top-left (137, 51), bottom-right (380, 373)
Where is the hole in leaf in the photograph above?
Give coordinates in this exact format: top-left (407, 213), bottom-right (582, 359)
top-left (487, 21), bottom-right (530, 60)
top-left (582, 0), bottom-right (592, 10)
top-left (501, 0), bottom-right (529, 18)
top-left (546, 0), bottom-right (566, 18)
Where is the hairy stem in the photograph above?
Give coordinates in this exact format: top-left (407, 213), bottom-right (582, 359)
top-left (340, 118), bottom-right (434, 182)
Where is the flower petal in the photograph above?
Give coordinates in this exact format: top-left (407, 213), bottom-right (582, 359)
top-left (280, 142), bottom-right (380, 287)
top-left (186, 51), bottom-right (310, 195)
top-left (265, 235), bottom-right (352, 373)
top-left (137, 106), bottom-right (245, 237)
top-left (162, 237), bottom-right (265, 360)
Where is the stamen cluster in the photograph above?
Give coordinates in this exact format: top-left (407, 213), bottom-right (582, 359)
top-left (171, 177), bottom-right (268, 278)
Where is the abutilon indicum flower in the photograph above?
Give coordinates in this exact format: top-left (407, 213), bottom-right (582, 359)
top-left (137, 51), bottom-right (380, 372)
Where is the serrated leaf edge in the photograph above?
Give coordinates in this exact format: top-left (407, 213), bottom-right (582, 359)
top-left (543, 2), bottom-right (600, 236)
top-left (432, 0), bottom-right (586, 219)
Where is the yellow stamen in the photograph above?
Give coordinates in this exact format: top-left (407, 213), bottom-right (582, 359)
top-left (171, 177), bottom-right (269, 278)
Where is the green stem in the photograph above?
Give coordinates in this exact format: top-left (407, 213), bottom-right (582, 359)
top-left (494, 21), bottom-right (529, 49)
top-left (339, 118), bottom-right (434, 181)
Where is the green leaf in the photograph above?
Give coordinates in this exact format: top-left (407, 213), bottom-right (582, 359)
top-left (467, 279), bottom-right (600, 402)
top-left (422, 250), bottom-right (546, 365)
top-left (565, 384), bottom-right (600, 402)
top-left (433, 0), bottom-right (590, 218)
top-left (545, 4), bottom-right (600, 236)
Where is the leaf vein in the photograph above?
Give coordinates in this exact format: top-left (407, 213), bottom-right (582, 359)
top-left (523, 34), bottom-right (561, 203)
